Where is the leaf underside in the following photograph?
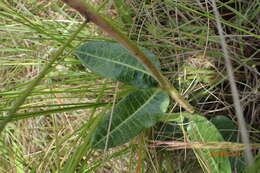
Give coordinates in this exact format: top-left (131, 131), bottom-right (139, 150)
top-left (76, 41), bottom-right (160, 88)
top-left (187, 114), bottom-right (232, 173)
top-left (91, 89), bottom-right (169, 149)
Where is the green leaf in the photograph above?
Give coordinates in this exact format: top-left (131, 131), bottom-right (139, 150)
top-left (76, 41), bottom-right (160, 88)
top-left (210, 115), bottom-right (246, 172)
top-left (91, 89), bottom-right (169, 149)
top-left (210, 115), bottom-right (237, 142)
top-left (187, 114), bottom-right (232, 173)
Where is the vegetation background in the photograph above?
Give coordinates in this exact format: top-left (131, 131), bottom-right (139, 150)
top-left (0, 0), bottom-right (259, 172)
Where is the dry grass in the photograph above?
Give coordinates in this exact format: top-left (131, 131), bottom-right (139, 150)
top-left (0, 0), bottom-right (259, 172)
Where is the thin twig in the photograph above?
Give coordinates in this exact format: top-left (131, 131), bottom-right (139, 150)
top-left (211, 0), bottom-right (254, 164)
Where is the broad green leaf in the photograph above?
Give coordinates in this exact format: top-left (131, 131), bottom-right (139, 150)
top-left (210, 115), bottom-right (246, 172)
top-left (187, 114), bottom-right (232, 173)
top-left (91, 89), bottom-right (169, 149)
top-left (210, 115), bottom-right (237, 142)
top-left (76, 41), bottom-right (160, 88)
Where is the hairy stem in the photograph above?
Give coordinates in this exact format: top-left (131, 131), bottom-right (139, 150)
top-left (62, 0), bottom-right (195, 113)
top-left (0, 22), bottom-right (87, 134)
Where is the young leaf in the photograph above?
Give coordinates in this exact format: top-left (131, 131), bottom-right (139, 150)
top-left (91, 89), bottom-right (169, 149)
top-left (76, 41), bottom-right (160, 88)
top-left (187, 114), bottom-right (232, 173)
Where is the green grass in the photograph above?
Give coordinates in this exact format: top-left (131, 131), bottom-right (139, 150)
top-left (1, 0), bottom-right (259, 172)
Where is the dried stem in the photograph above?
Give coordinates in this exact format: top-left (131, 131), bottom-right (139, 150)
top-left (211, 0), bottom-right (253, 164)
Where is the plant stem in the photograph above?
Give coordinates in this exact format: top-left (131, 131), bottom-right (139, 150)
top-left (62, 0), bottom-right (195, 113)
top-left (0, 22), bottom-right (87, 134)
top-left (211, 0), bottom-right (253, 164)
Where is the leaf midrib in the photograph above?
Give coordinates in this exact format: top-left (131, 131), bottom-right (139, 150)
top-left (94, 89), bottom-right (160, 147)
top-left (78, 51), bottom-right (154, 76)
